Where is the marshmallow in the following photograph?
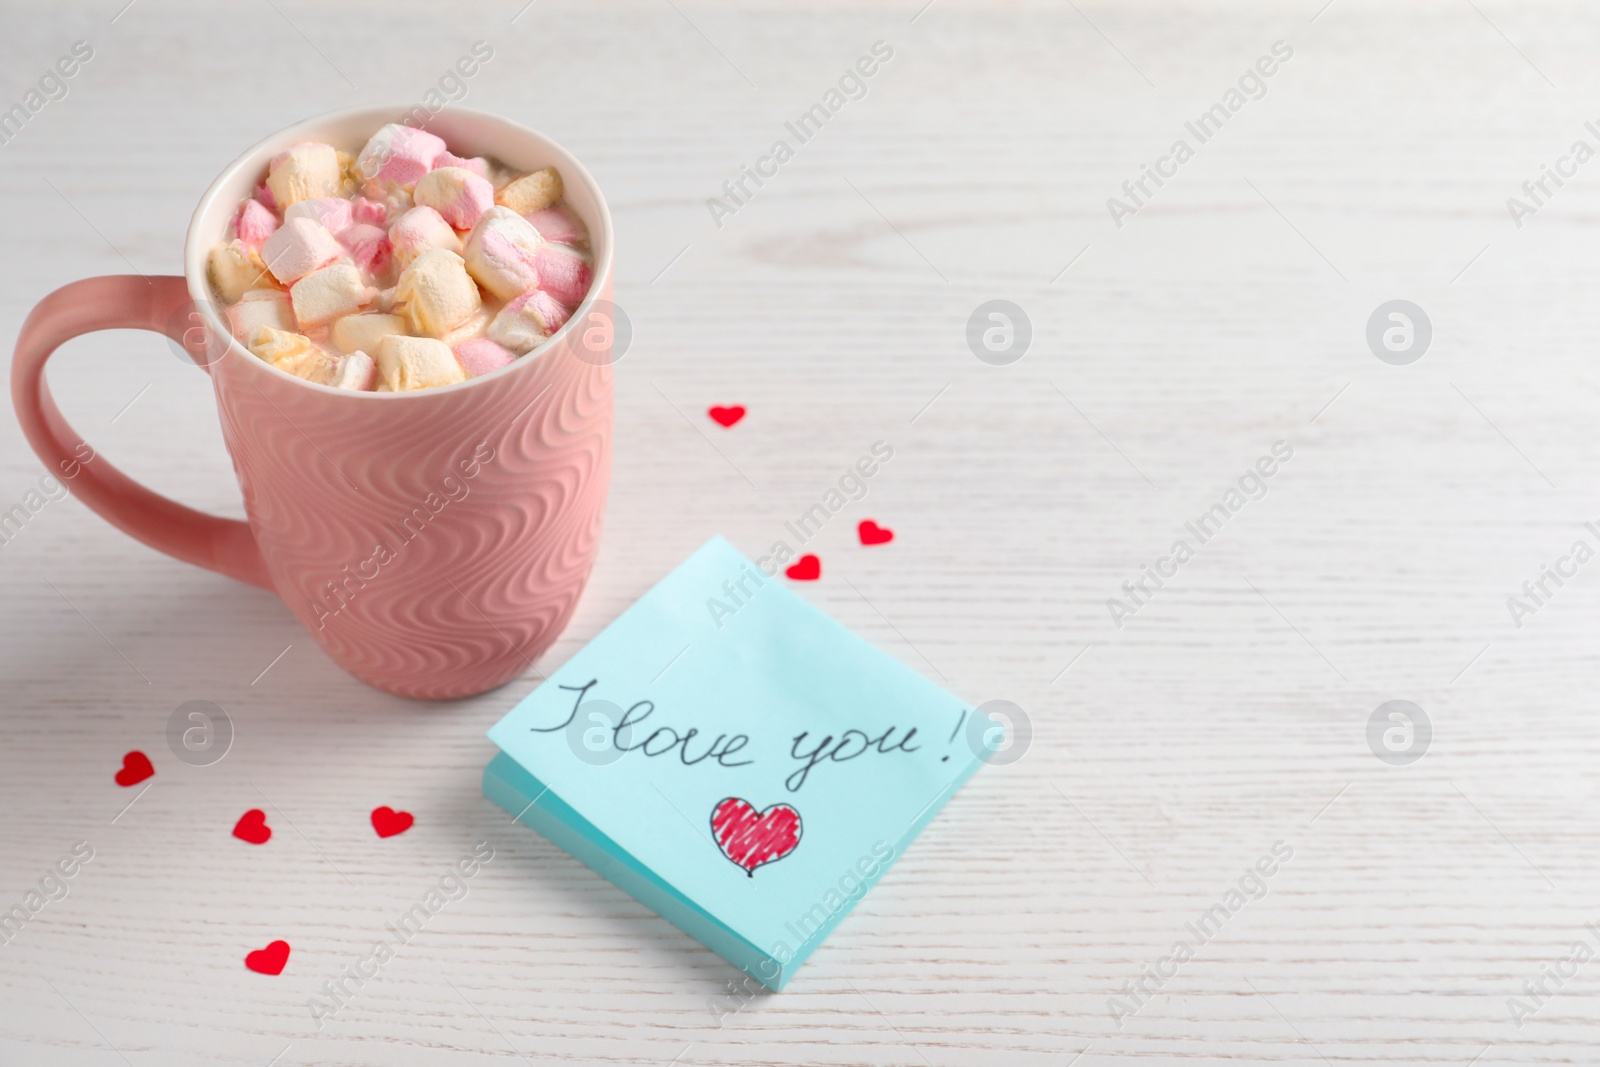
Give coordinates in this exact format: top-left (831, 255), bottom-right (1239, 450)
top-left (496, 168), bottom-right (564, 215)
top-left (365, 182), bottom-right (413, 219)
top-left (534, 245), bottom-right (592, 306)
top-left (454, 337), bottom-right (518, 378)
top-left (233, 199), bottom-right (278, 253)
top-left (249, 327), bottom-right (340, 385)
top-left (266, 142), bottom-right (342, 209)
top-left (213, 123), bottom-right (588, 395)
top-left (524, 206), bottom-right (585, 246)
top-left (388, 206), bottom-right (461, 268)
top-left (435, 152), bottom-right (489, 178)
top-left (261, 217), bottom-right (344, 285)
top-left (290, 263), bottom-right (376, 328)
top-left (340, 223), bottom-right (392, 277)
top-left (376, 335), bottom-right (466, 391)
top-left (333, 351), bottom-right (377, 391)
top-left (337, 150), bottom-right (359, 193)
top-left (285, 196), bottom-right (353, 235)
top-left (356, 124), bottom-right (446, 187)
top-left (488, 289), bottom-right (571, 354)
top-left (395, 248), bottom-right (481, 338)
top-left (330, 312), bottom-right (406, 355)
top-left (208, 240), bottom-right (275, 303)
top-left (414, 167), bottom-right (494, 230)
top-left (462, 207), bottom-right (543, 302)
top-left (226, 289), bottom-right (293, 341)
top-left (442, 306), bottom-right (493, 348)
top-left (351, 196), bottom-right (389, 227)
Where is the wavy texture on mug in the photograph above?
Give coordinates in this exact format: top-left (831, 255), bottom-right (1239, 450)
top-left (215, 338), bottom-right (612, 699)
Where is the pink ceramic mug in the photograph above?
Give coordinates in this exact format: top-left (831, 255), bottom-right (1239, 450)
top-left (11, 106), bottom-right (614, 700)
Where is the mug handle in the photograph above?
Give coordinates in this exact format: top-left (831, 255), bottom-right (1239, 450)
top-left (11, 274), bottom-right (272, 590)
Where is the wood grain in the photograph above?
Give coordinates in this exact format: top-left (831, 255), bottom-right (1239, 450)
top-left (4, 0), bottom-right (1600, 1063)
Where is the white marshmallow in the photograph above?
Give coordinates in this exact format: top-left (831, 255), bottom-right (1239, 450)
top-left (290, 262), bottom-right (376, 328)
top-left (496, 167), bottom-right (564, 215)
top-left (442, 306), bottom-right (493, 348)
top-left (376, 335), bottom-right (466, 392)
top-left (395, 248), bottom-right (481, 338)
top-left (266, 142), bottom-right (343, 209)
top-left (227, 289), bottom-right (293, 341)
top-left (208, 241), bottom-right (275, 304)
top-left (332, 351), bottom-right (377, 391)
top-left (330, 312), bottom-right (407, 355)
top-left (249, 327), bottom-right (340, 385)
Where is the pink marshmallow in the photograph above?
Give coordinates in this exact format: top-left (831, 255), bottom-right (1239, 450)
top-left (522, 289), bottom-right (573, 333)
top-left (350, 196), bottom-right (389, 227)
top-left (453, 337), bottom-right (519, 378)
top-left (415, 167), bottom-right (495, 230)
top-left (285, 196), bottom-right (353, 236)
top-left (233, 199), bottom-right (278, 253)
top-left (260, 217), bottom-right (344, 285)
top-left (340, 223), bottom-right (392, 277)
top-left (435, 152), bottom-right (489, 178)
top-left (534, 245), bottom-right (592, 306)
top-left (487, 289), bottom-right (572, 354)
top-left (462, 207), bottom-right (543, 301)
top-left (356, 123), bottom-right (446, 187)
top-left (523, 207), bottom-right (584, 246)
top-left (254, 182), bottom-right (278, 214)
top-left (388, 205), bottom-right (461, 267)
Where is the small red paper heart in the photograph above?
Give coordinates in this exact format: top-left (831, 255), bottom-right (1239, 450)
top-left (245, 940), bottom-right (290, 976)
top-left (114, 751), bottom-right (153, 787)
top-left (711, 797), bottom-right (802, 876)
top-left (232, 809), bottom-right (272, 845)
top-left (708, 405), bottom-right (746, 428)
top-left (785, 554), bottom-right (821, 581)
top-left (370, 806), bottom-right (414, 838)
top-left (858, 520), bottom-right (894, 546)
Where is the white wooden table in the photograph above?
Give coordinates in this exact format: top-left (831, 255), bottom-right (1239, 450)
top-left (5, 0), bottom-right (1600, 1062)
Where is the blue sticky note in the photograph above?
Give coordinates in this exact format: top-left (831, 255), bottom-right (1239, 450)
top-left (483, 536), bottom-right (992, 990)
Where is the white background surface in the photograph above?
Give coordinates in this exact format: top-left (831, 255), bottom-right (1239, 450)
top-left (3, 0), bottom-right (1600, 1063)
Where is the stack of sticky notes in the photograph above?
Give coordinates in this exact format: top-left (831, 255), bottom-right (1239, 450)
top-left (483, 536), bottom-right (994, 990)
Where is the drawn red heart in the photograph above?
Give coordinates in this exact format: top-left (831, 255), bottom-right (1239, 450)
top-left (114, 751), bottom-right (153, 787)
top-left (858, 520), bottom-right (894, 546)
top-left (245, 940), bottom-right (290, 976)
top-left (370, 806), bottom-right (414, 838)
top-left (711, 797), bottom-right (801, 876)
top-left (232, 809), bottom-right (272, 845)
top-left (785, 554), bottom-right (821, 581)
top-left (708, 405), bottom-right (746, 428)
